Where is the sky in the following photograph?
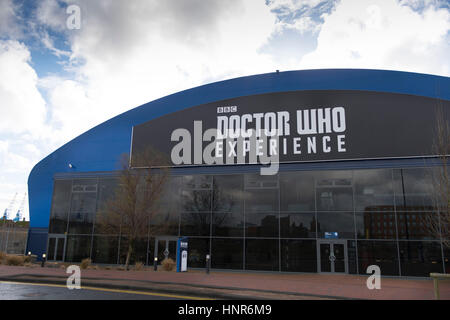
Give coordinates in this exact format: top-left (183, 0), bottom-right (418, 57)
top-left (0, 0), bottom-right (449, 221)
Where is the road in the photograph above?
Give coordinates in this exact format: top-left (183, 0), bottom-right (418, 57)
top-left (0, 281), bottom-right (202, 300)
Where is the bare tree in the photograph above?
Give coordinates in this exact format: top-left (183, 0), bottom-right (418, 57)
top-left (427, 105), bottom-right (450, 248)
top-left (97, 148), bottom-right (170, 269)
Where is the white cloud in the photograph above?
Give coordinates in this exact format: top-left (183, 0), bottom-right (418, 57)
top-left (298, 0), bottom-right (450, 76)
top-left (40, 0), bottom-right (279, 142)
top-left (0, 0), bottom-right (23, 38)
top-left (0, 40), bottom-right (48, 135)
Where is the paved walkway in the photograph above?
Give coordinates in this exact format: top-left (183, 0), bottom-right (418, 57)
top-left (0, 265), bottom-right (449, 300)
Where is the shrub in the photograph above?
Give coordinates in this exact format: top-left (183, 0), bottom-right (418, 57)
top-left (5, 255), bottom-right (25, 266)
top-left (0, 251), bottom-right (6, 264)
top-left (23, 255), bottom-right (31, 264)
top-left (80, 258), bottom-right (91, 270)
top-left (134, 262), bottom-right (144, 271)
top-left (161, 258), bottom-right (176, 271)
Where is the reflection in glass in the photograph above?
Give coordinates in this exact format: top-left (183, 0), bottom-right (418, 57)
top-left (94, 178), bottom-right (119, 234)
top-left (211, 238), bottom-right (243, 270)
top-left (213, 175), bottom-right (243, 213)
top-left (245, 239), bottom-right (279, 271)
top-left (280, 213), bottom-right (316, 238)
top-left (280, 172), bottom-right (315, 212)
top-left (280, 240), bottom-right (316, 272)
top-left (397, 211), bottom-right (438, 240)
top-left (212, 211), bottom-right (243, 237)
top-left (354, 169), bottom-right (394, 211)
top-left (246, 212), bottom-right (279, 238)
top-left (188, 238), bottom-right (210, 268)
top-left (315, 171), bottom-right (353, 211)
top-left (91, 235), bottom-right (119, 264)
top-left (393, 168), bottom-right (435, 210)
top-left (180, 212), bottom-right (210, 236)
top-left (355, 211), bottom-right (397, 239)
top-left (212, 175), bottom-right (244, 237)
top-left (357, 240), bottom-right (399, 276)
top-left (317, 212), bottom-right (355, 239)
top-left (49, 180), bottom-right (72, 234)
top-left (65, 235), bottom-right (91, 262)
top-left (245, 189), bottom-right (279, 213)
top-left (68, 179), bottom-right (97, 235)
top-left (399, 241), bottom-right (443, 276)
top-left (118, 237), bottom-right (148, 265)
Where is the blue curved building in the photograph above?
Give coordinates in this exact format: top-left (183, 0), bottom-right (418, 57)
top-left (27, 69), bottom-right (450, 276)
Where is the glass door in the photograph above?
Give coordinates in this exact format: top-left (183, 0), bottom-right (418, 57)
top-left (317, 240), bottom-right (348, 273)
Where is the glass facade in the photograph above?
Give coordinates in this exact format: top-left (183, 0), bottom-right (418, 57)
top-left (47, 166), bottom-right (448, 277)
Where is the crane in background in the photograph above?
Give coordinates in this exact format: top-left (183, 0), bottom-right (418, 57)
top-left (2, 192), bottom-right (18, 221)
top-left (13, 193), bottom-right (26, 222)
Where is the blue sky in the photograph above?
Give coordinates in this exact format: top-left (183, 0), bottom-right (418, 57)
top-left (0, 0), bottom-right (449, 220)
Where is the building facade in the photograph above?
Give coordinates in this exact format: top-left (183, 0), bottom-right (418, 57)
top-left (27, 69), bottom-right (450, 277)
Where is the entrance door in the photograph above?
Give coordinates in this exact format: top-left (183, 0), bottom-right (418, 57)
top-left (154, 237), bottom-right (177, 264)
top-left (47, 235), bottom-right (66, 261)
top-left (317, 240), bottom-right (348, 273)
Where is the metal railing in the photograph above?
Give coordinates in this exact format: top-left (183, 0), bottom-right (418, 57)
top-left (430, 273), bottom-right (450, 300)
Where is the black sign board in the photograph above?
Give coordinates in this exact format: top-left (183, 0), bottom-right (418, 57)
top-left (131, 90), bottom-right (449, 168)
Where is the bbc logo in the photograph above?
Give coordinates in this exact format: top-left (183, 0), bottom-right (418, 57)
top-left (217, 106), bottom-right (237, 113)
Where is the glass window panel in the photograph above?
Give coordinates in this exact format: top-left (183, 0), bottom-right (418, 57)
top-left (245, 212), bottom-right (279, 238)
top-left (182, 190), bottom-right (211, 212)
top-left (151, 176), bottom-right (181, 236)
top-left (91, 235), bottom-right (119, 264)
top-left (354, 169), bottom-right (394, 211)
top-left (188, 238), bottom-right (210, 268)
top-left (47, 238), bottom-right (56, 261)
top-left (399, 241), bottom-right (444, 276)
top-left (347, 240), bottom-right (358, 274)
top-left (355, 211), bottom-right (397, 239)
top-left (244, 174), bottom-right (279, 189)
top-left (183, 175), bottom-right (212, 190)
top-left (211, 238), bottom-right (243, 270)
top-left (94, 178), bottom-right (119, 234)
top-left (150, 210), bottom-right (180, 236)
top-left (180, 212), bottom-right (210, 236)
top-left (317, 211), bottom-right (355, 239)
top-left (68, 191), bottom-right (97, 234)
top-left (444, 246), bottom-right (450, 274)
top-left (212, 211), bottom-right (244, 237)
top-left (49, 180), bottom-right (72, 234)
top-left (212, 175), bottom-right (243, 213)
top-left (315, 170), bottom-right (353, 211)
top-left (245, 189), bottom-right (279, 213)
top-left (118, 237), bottom-right (149, 266)
top-left (280, 213), bottom-right (316, 238)
top-left (280, 240), bottom-right (317, 272)
top-left (157, 176), bottom-right (182, 214)
top-left (357, 240), bottom-right (400, 276)
top-left (397, 211), bottom-right (439, 240)
top-left (65, 235), bottom-right (91, 263)
top-left (393, 168), bottom-right (436, 210)
top-left (280, 171), bottom-right (315, 212)
top-left (245, 239), bottom-right (279, 271)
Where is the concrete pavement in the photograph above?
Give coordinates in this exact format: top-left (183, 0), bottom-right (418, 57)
top-left (0, 265), bottom-right (448, 300)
